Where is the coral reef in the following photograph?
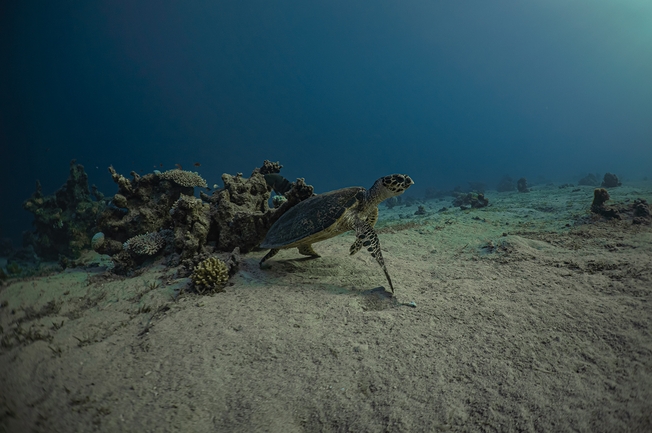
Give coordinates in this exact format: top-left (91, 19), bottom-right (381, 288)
top-left (578, 173), bottom-right (600, 186)
top-left (601, 173), bottom-right (621, 188)
top-left (22, 160), bottom-right (105, 259)
top-left (517, 177), bottom-right (529, 193)
top-left (21, 159), bottom-right (316, 277)
top-left (496, 176), bottom-right (515, 192)
top-left (191, 257), bottom-right (230, 294)
top-left (453, 192), bottom-right (489, 209)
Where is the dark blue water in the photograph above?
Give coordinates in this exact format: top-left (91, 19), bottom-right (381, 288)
top-left (2, 1), bottom-right (651, 245)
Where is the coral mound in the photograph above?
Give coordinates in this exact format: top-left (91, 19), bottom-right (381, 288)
top-left (453, 192), bottom-right (489, 209)
top-left (601, 173), bottom-right (621, 188)
top-left (590, 188), bottom-right (620, 220)
top-left (191, 257), bottom-right (230, 293)
top-left (159, 169), bottom-right (208, 188)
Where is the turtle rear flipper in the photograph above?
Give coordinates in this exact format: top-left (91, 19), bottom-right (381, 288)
top-left (298, 244), bottom-right (320, 258)
top-left (260, 248), bottom-right (280, 268)
top-left (354, 221), bottom-right (395, 293)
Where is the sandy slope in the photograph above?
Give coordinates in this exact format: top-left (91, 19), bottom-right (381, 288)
top-left (1, 183), bottom-right (651, 432)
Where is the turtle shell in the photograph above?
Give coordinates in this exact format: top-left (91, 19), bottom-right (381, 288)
top-left (260, 186), bottom-right (365, 248)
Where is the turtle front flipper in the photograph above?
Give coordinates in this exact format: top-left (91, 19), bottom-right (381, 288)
top-left (354, 221), bottom-right (395, 293)
top-left (350, 208), bottom-right (379, 256)
top-left (349, 238), bottom-right (363, 256)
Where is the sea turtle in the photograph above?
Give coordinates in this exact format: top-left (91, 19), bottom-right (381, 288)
top-left (259, 174), bottom-right (414, 292)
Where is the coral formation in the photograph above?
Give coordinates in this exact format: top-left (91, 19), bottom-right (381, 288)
top-left (414, 205), bottom-right (427, 216)
top-left (204, 161), bottom-right (314, 253)
top-left (578, 173), bottom-right (599, 186)
top-left (517, 177), bottom-right (529, 193)
top-left (97, 166), bottom-right (197, 243)
top-left (169, 194), bottom-right (210, 259)
top-left (158, 169), bottom-right (208, 188)
top-left (21, 160), bottom-right (315, 277)
top-left (591, 188), bottom-right (610, 209)
top-left (453, 192), bottom-right (489, 209)
top-left (601, 173), bottom-right (621, 188)
top-left (191, 257), bottom-right (230, 294)
top-left (22, 160), bottom-right (105, 259)
top-left (590, 188), bottom-right (620, 219)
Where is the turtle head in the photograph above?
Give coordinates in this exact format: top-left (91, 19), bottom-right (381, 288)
top-left (368, 174), bottom-right (414, 204)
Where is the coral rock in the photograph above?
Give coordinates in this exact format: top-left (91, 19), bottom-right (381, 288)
top-left (601, 173), bottom-right (622, 188)
top-left (591, 188), bottom-right (620, 219)
top-left (170, 194), bottom-right (211, 259)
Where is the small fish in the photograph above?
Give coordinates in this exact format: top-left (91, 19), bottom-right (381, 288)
top-left (193, 162), bottom-right (201, 167)
top-left (175, 163), bottom-right (182, 170)
top-left (159, 163), bottom-right (163, 167)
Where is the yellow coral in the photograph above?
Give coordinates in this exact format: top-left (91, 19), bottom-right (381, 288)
top-left (191, 257), bottom-right (229, 293)
top-left (159, 169), bottom-right (207, 188)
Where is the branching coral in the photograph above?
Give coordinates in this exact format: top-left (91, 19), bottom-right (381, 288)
top-left (191, 257), bottom-right (230, 293)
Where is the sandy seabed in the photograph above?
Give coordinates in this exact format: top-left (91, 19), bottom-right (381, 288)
top-left (1, 183), bottom-right (651, 433)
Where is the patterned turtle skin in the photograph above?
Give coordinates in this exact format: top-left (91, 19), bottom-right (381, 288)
top-left (259, 174), bottom-right (414, 292)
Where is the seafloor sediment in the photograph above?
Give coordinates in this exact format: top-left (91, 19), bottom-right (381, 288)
top-left (1, 182), bottom-right (651, 432)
